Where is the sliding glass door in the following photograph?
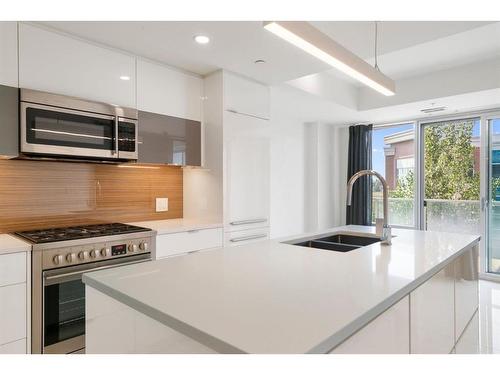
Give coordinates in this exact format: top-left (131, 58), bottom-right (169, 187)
top-left (487, 117), bottom-right (500, 274)
top-left (420, 117), bottom-right (481, 235)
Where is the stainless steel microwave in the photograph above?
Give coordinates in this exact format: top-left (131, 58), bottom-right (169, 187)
top-left (20, 89), bottom-right (138, 161)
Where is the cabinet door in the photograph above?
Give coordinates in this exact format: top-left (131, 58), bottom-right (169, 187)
top-left (137, 59), bottom-right (203, 121)
top-left (410, 265), bottom-right (455, 354)
top-left (0, 22), bottom-right (18, 87)
top-left (0, 85), bottom-right (19, 158)
top-left (224, 72), bottom-right (270, 120)
top-left (138, 111), bottom-right (201, 166)
top-left (330, 296), bottom-right (410, 354)
top-left (155, 228), bottom-right (223, 259)
top-left (455, 310), bottom-right (479, 354)
top-left (454, 246), bottom-right (479, 340)
top-left (19, 23), bottom-right (136, 107)
top-left (0, 338), bottom-right (26, 354)
top-left (224, 111), bottom-right (270, 232)
top-left (0, 283), bottom-right (26, 345)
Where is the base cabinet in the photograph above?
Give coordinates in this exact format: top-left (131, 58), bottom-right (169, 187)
top-left (329, 296), bottom-right (410, 354)
top-left (410, 264), bottom-right (456, 354)
top-left (0, 339), bottom-right (26, 354)
top-left (455, 310), bottom-right (480, 354)
top-left (154, 228), bottom-right (223, 259)
top-left (86, 286), bottom-right (216, 354)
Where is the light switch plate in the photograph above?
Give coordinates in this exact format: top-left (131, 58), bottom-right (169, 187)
top-left (155, 198), bottom-right (169, 212)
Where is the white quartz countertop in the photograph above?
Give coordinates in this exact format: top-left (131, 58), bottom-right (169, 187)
top-left (82, 225), bottom-right (480, 353)
top-left (127, 218), bottom-right (222, 235)
top-left (0, 234), bottom-right (31, 255)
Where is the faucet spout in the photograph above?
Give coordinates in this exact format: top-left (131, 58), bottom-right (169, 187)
top-left (346, 169), bottom-right (391, 245)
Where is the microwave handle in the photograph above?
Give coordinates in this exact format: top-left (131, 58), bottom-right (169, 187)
top-left (113, 117), bottom-right (119, 155)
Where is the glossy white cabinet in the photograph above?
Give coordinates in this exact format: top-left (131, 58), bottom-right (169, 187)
top-left (0, 283), bottom-right (27, 346)
top-left (0, 252), bottom-right (26, 287)
top-left (330, 296), bottom-right (410, 354)
top-left (18, 23), bottom-right (136, 107)
top-left (224, 110), bottom-right (270, 233)
top-left (455, 310), bottom-right (479, 354)
top-left (454, 245), bottom-right (479, 340)
top-left (86, 286), bottom-right (215, 354)
top-left (224, 72), bottom-right (270, 120)
top-left (410, 264), bottom-right (455, 354)
top-left (224, 227), bottom-right (270, 247)
top-left (137, 59), bottom-right (203, 121)
top-left (0, 338), bottom-right (26, 354)
top-left (0, 250), bottom-right (30, 353)
top-left (155, 228), bottom-right (223, 259)
top-left (0, 22), bottom-right (18, 87)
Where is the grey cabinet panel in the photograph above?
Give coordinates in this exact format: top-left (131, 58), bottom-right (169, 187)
top-left (138, 111), bottom-right (201, 166)
top-left (0, 85), bottom-right (19, 158)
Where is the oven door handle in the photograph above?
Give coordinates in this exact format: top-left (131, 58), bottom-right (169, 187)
top-left (43, 258), bottom-right (151, 285)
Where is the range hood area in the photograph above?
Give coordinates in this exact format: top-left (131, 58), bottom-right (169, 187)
top-left (0, 84), bottom-right (202, 167)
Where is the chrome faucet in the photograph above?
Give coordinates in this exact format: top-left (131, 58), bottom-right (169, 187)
top-left (346, 170), bottom-right (392, 245)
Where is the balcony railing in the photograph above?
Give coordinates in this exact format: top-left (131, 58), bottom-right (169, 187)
top-left (372, 197), bottom-right (481, 235)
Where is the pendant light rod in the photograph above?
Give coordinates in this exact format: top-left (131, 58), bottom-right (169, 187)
top-left (263, 21), bottom-right (395, 96)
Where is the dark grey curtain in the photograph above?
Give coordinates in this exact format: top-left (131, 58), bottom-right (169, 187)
top-left (346, 124), bottom-right (373, 225)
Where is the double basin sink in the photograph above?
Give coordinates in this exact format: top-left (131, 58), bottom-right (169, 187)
top-left (290, 233), bottom-right (381, 253)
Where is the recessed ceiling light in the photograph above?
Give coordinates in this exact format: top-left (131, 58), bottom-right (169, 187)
top-left (119, 76), bottom-right (130, 81)
top-left (254, 59), bottom-right (266, 64)
top-left (194, 35), bottom-right (210, 44)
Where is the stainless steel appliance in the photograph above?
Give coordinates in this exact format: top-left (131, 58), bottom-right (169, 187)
top-left (20, 89), bottom-right (138, 160)
top-left (15, 223), bottom-right (156, 354)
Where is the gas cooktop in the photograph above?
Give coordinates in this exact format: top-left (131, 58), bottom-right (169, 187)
top-left (14, 223), bottom-right (152, 244)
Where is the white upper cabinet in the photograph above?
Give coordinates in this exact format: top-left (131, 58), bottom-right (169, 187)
top-left (18, 23), bottom-right (136, 107)
top-left (137, 59), bottom-right (203, 121)
top-left (224, 72), bottom-right (270, 120)
top-left (0, 22), bottom-right (18, 87)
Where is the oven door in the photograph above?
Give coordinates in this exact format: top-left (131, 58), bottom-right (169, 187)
top-left (21, 102), bottom-right (118, 159)
top-left (41, 254), bottom-right (150, 354)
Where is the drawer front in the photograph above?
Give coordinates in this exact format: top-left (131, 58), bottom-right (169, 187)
top-left (0, 252), bottom-right (27, 287)
top-left (0, 283), bottom-right (27, 345)
top-left (0, 338), bottom-right (27, 354)
top-left (155, 228), bottom-right (223, 259)
top-left (224, 227), bottom-right (270, 247)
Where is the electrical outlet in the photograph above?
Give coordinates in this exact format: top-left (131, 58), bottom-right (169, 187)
top-left (155, 198), bottom-right (169, 212)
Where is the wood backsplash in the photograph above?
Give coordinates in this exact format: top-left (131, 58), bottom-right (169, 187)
top-left (0, 159), bottom-right (183, 233)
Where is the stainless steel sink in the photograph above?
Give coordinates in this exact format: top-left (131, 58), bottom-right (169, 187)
top-left (287, 233), bottom-right (381, 253)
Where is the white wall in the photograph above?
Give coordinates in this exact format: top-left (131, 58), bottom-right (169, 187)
top-left (269, 85), bottom-right (350, 238)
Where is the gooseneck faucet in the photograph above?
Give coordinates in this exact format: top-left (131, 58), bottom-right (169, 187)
top-left (346, 170), bottom-right (392, 245)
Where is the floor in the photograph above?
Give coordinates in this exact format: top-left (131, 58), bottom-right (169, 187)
top-left (480, 280), bottom-right (500, 353)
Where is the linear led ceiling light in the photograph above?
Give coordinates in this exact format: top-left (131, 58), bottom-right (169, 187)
top-left (263, 21), bottom-right (395, 96)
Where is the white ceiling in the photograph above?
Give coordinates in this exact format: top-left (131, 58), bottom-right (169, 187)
top-left (39, 21), bottom-right (499, 85)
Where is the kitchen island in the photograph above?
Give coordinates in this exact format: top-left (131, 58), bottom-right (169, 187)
top-left (83, 225), bottom-right (480, 354)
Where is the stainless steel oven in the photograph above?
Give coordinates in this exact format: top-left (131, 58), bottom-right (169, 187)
top-left (40, 253), bottom-right (150, 354)
top-left (15, 223), bottom-right (156, 354)
top-left (20, 89), bottom-right (138, 161)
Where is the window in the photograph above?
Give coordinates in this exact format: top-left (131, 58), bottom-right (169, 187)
top-left (371, 123), bottom-right (415, 227)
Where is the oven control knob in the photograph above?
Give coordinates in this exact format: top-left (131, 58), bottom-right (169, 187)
top-left (90, 249), bottom-right (100, 259)
top-left (66, 253), bottom-right (77, 264)
top-left (53, 254), bottom-right (64, 265)
top-left (128, 244), bottom-right (138, 253)
top-left (139, 242), bottom-right (148, 251)
top-left (78, 251), bottom-right (89, 260)
top-left (101, 247), bottom-right (111, 257)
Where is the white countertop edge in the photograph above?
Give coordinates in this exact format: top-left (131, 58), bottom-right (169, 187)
top-left (0, 234), bottom-right (32, 255)
top-left (83, 235), bottom-right (480, 354)
top-left (83, 273), bottom-right (245, 353)
top-left (126, 219), bottom-right (223, 235)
